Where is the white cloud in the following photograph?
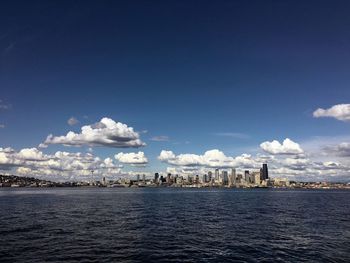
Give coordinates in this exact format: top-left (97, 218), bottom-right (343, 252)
top-left (115, 151), bottom-right (148, 165)
top-left (0, 147), bottom-right (124, 181)
top-left (313, 104), bottom-right (350, 122)
top-left (0, 124), bottom-right (5, 128)
top-left (67, 117), bottom-right (79, 126)
top-left (158, 149), bottom-right (259, 169)
top-left (43, 117), bottom-right (145, 148)
top-left (150, 135), bottom-right (169, 141)
top-left (260, 138), bottom-right (304, 155)
top-left (323, 142), bottom-right (350, 157)
top-left (18, 148), bottom-right (45, 161)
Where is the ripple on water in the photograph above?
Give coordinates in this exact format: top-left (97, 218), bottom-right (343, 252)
top-left (0, 188), bottom-right (349, 262)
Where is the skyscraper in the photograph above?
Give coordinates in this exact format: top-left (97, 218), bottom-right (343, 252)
top-left (215, 169), bottom-right (219, 182)
top-left (202, 174), bottom-right (207, 183)
top-left (229, 168), bottom-right (236, 187)
top-left (222, 171), bottom-right (228, 185)
top-left (154, 173), bottom-right (159, 184)
top-left (262, 164), bottom-right (269, 180)
top-left (208, 171), bottom-right (212, 182)
top-left (244, 170), bottom-right (250, 183)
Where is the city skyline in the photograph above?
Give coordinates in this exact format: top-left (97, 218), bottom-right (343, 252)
top-left (1, 1), bottom-right (350, 182)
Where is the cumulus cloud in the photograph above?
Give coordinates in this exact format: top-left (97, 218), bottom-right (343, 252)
top-left (42, 117), bottom-right (146, 148)
top-left (150, 136), bottom-right (169, 141)
top-left (323, 142), bottom-right (350, 157)
top-left (115, 151), bottom-right (148, 165)
top-left (0, 147), bottom-right (124, 181)
top-left (260, 138), bottom-right (304, 155)
top-left (158, 149), bottom-right (259, 169)
top-left (67, 117), bottom-right (79, 126)
top-left (313, 104), bottom-right (350, 122)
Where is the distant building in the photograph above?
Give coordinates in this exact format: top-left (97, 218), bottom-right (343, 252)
top-left (262, 163), bottom-right (268, 180)
top-left (252, 172), bottom-right (261, 185)
top-left (166, 173), bottom-right (171, 184)
top-left (222, 171), bottom-right (228, 185)
top-left (215, 169), bottom-right (219, 181)
top-left (142, 174), bottom-right (146, 184)
top-left (229, 168), bottom-right (236, 186)
top-left (244, 170), bottom-right (250, 183)
top-left (208, 171), bottom-right (212, 182)
top-left (154, 173), bottom-right (159, 184)
top-left (202, 174), bottom-right (207, 183)
top-left (136, 174), bottom-right (140, 182)
top-left (237, 173), bottom-right (242, 184)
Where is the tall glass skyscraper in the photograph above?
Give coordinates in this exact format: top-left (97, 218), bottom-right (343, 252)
top-left (262, 164), bottom-right (268, 180)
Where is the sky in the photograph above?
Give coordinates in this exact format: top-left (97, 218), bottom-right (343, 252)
top-left (1, 0), bottom-right (350, 182)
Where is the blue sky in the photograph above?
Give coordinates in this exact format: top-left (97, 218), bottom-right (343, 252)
top-left (1, 1), bottom-right (350, 181)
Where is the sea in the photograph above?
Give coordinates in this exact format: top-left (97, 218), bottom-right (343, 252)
top-left (0, 188), bottom-right (349, 262)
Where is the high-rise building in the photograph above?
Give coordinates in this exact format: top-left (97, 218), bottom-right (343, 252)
top-left (244, 170), bottom-right (250, 183)
top-left (154, 173), bottom-right (159, 184)
top-left (202, 174), bottom-right (207, 183)
top-left (237, 173), bottom-right (242, 183)
top-left (142, 174), bottom-right (146, 184)
top-left (253, 172), bottom-right (261, 185)
top-left (166, 173), bottom-right (171, 184)
top-left (222, 171), bottom-right (228, 185)
top-left (215, 169), bottom-right (219, 181)
top-left (136, 174), bottom-right (140, 182)
top-left (208, 171), bottom-right (212, 182)
top-left (229, 168), bottom-right (236, 186)
top-left (262, 163), bottom-right (268, 180)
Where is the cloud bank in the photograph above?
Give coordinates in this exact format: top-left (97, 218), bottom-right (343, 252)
top-left (0, 147), bottom-right (124, 181)
top-left (158, 149), bottom-right (259, 169)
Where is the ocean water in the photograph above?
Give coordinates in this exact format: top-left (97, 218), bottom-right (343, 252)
top-left (0, 188), bottom-right (349, 262)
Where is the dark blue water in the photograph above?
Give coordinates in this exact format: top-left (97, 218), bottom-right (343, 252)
top-left (0, 188), bottom-right (349, 262)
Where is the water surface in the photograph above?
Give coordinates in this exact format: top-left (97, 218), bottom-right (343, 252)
top-left (0, 188), bottom-right (349, 262)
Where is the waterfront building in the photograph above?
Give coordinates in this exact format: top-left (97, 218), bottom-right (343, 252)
top-left (154, 173), bottom-right (159, 184)
top-left (202, 174), bottom-right (207, 183)
top-left (215, 169), bottom-right (219, 181)
top-left (195, 175), bottom-right (199, 184)
top-left (229, 168), bottom-right (236, 186)
top-left (252, 172), bottom-right (261, 185)
top-left (222, 171), bottom-right (228, 185)
top-left (208, 171), bottom-right (212, 182)
top-left (166, 173), bottom-right (171, 184)
top-left (237, 173), bottom-right (242, 184)
top-left (262, 163), bottom-right (268, 180)
top-left (244, 170), bottom-right (251, 184)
